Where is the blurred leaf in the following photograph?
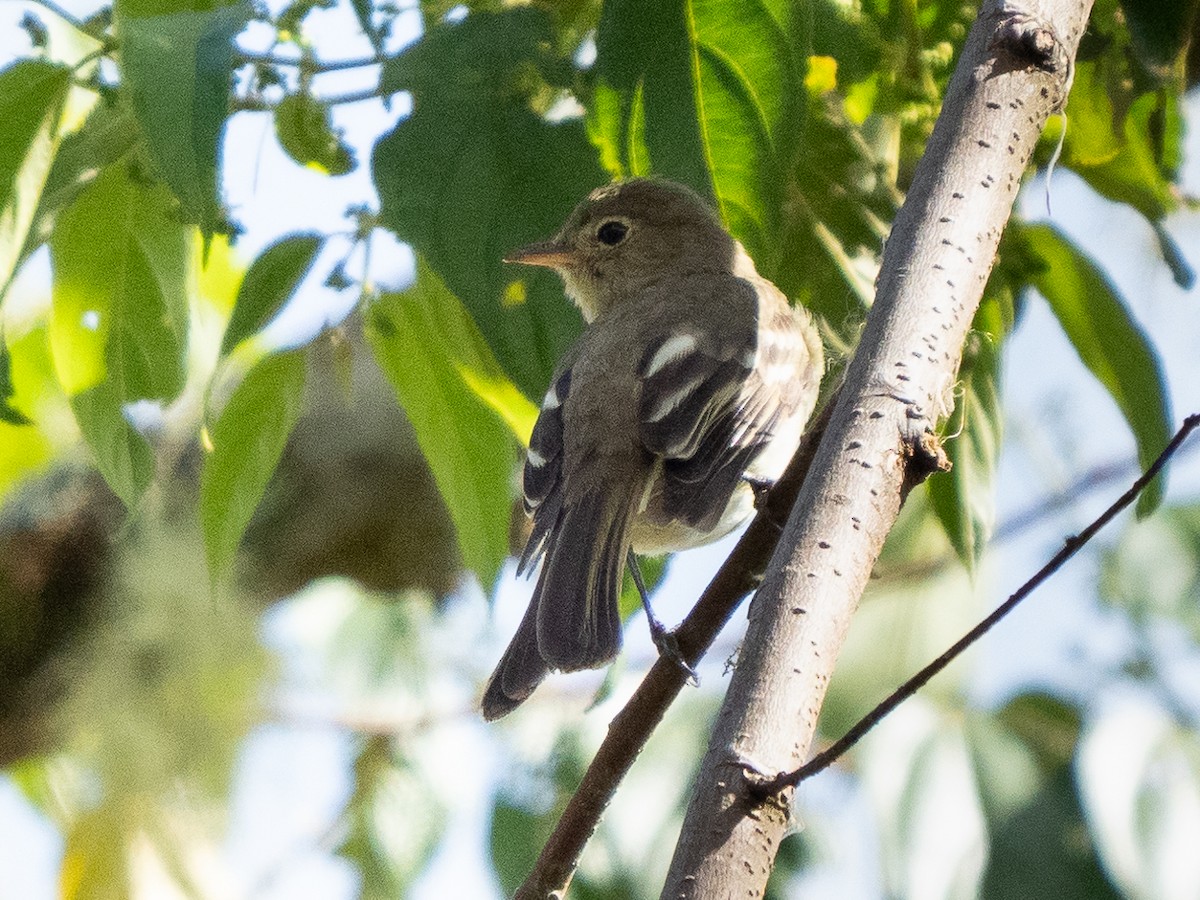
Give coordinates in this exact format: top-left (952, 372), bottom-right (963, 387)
top-left (1119, 0), bottom-right (1200, 81)
top-left (0, 335), bottom-right (31, 426)
top-left (274, 93), bottom-right (356, 176)
top-left (373, 6), bottom-right (606, 397)
top-left (1077, 702), bottom-right (1200, 900)
top-left (993, 691), bottom-right (1083, 772)
top-left (337, 735), bottom-right (446, 897)
top-left (959, 693), bottom-right (1118, 900)
top-left (15, 101), bottom-right (140, 273)
top-left (1099, 501), bottom-right (1200, 641)
top-left (114, 0), bottom-right (250, 233)
top-left (927, 293), bottom-right (1010, 572)
top-left (321, 588), bottom-right (430, 699)
top-left (980, 769), bottom-right (1120, 900)
top-left (0, 60), bottom-right (72, 298)
top-left (60, 804), bottom-right (131, 900)
top-left (200, 349), bottom-right (307, 577)
top-left (49, 162), bottom-right (190, 506)
top-left (220, 232), bottom-right (323, 356)
top-left (0, 328), bottom-right (58, 503)
top-left (489, 741), bottom-right (589, 897)
top-left (1019, 223), bottom-right (1171, 517)
top-left (860, 703), bottom-right (988, 900)
top-left (365, 259), bottom-right (519, 586)
top-left (490, 793), bottom-right (553, 896)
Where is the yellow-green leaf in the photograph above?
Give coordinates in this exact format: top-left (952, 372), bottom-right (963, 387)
top-left (200, 349), bottom-right (307, 577)
top-left (365, 259), bottom-right (521, 586)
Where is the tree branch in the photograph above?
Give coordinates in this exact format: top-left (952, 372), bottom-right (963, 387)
top-left (661, 1), bottom-right (1094, 895)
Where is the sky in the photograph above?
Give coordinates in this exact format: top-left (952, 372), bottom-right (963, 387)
top-left (1, 1), bottom-right (1199, 897)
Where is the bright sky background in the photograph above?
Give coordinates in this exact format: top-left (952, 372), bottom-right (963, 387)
top-left (1, 1), bottom-right (1198, 897)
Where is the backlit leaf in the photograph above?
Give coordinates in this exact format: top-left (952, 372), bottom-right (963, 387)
top-left (220, 233), bottom-right (323, 356)
top-left (0, 60), bottom-right (72, 298)
top-left (200, 349), bottom-right (307, 577)
top-left (927, 293), bottom-right (1010, 572)
top-left (365, 258), bottom-right (520, 586)
top-left (274, 93), bottom-right (355, 176)
top-left (49, 162), bottom-right (190, 506)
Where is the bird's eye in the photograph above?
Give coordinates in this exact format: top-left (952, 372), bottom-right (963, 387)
top-left (596, 220), bottom-right (629, 246)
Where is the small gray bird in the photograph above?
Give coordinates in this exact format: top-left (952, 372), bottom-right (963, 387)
top-left (482, 178), bottom-right (823, 720)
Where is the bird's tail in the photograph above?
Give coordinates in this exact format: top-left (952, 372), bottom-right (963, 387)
top-left (481, 486), bottom-right (633, 719)
top-left (481, 593), bottom-right (546, 720)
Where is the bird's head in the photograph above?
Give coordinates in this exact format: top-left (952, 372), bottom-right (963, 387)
top-left (505, 179), bottom-right (735, 322)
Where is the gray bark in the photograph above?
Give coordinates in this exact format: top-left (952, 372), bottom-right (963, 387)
top-left (661, 0), bottom-right (1094, 896)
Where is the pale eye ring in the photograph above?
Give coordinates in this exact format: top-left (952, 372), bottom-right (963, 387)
top-left (596, 220), bottom-right (629, 246)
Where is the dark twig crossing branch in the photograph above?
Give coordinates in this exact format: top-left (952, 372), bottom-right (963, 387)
top-left (748, 412), bottom-right (1200, 795)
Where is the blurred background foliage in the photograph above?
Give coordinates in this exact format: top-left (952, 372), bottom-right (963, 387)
top-left (0, 0), bottom-right (1198, 896)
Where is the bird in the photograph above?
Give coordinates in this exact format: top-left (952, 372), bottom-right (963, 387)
top-left (481, 178), bottom-right (823, 720)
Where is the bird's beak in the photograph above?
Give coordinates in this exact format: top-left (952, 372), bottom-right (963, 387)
top-left (504, 240), bottom-right (575, 269)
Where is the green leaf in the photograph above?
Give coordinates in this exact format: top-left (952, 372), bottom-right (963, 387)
top-left (11, 101), bottom-right (141, 278)
top-left (0, 60), bottom-right (72, 299)
top-left (1060, 59), bottom-right (1192, 289)
top-left (220, 233), bottom-right (323, 356)
top-left (49, 161), bottom-right (190, 506)
top-left (274, 93), bottom-right (356, 176)
top-left (965, 696), bottom-right (1121, 900)
top-left (365, 258), bottom-right (519, 587)
top-left (373, 7), bottom-right (606, 398)
top-left (200, 349), bottom-right (307, 577)
top-left (595, 0), bottom-right (805, 265)
top-left (1019, 223), bottom-right (1172, 516)
top-left (114, 0), bottom-right (250, 233)
top-left (927, 293), bottom-right (1010, 572)
top-left (776, 101), bottom-right (895, 332)
top-left (71, 382), bottom-right (156, 507)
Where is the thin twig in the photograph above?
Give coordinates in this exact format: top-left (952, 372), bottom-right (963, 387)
top-left (750, 412), bottom-right (1200, 794)
top-left (232, 86), bottom-right (383, 113)
top-left (25, 0), bottom-right (87, 31)
top-left (236, 50), bottom-right (384, 73)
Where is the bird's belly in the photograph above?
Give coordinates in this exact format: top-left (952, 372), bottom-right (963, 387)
top-left (630, 482), bottom-right (756, 557)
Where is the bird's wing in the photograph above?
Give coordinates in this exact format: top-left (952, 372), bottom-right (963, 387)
top-left (518, 367), bottom-right (572, 574)
top-left (637, 277), bottom-right (809, 533)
